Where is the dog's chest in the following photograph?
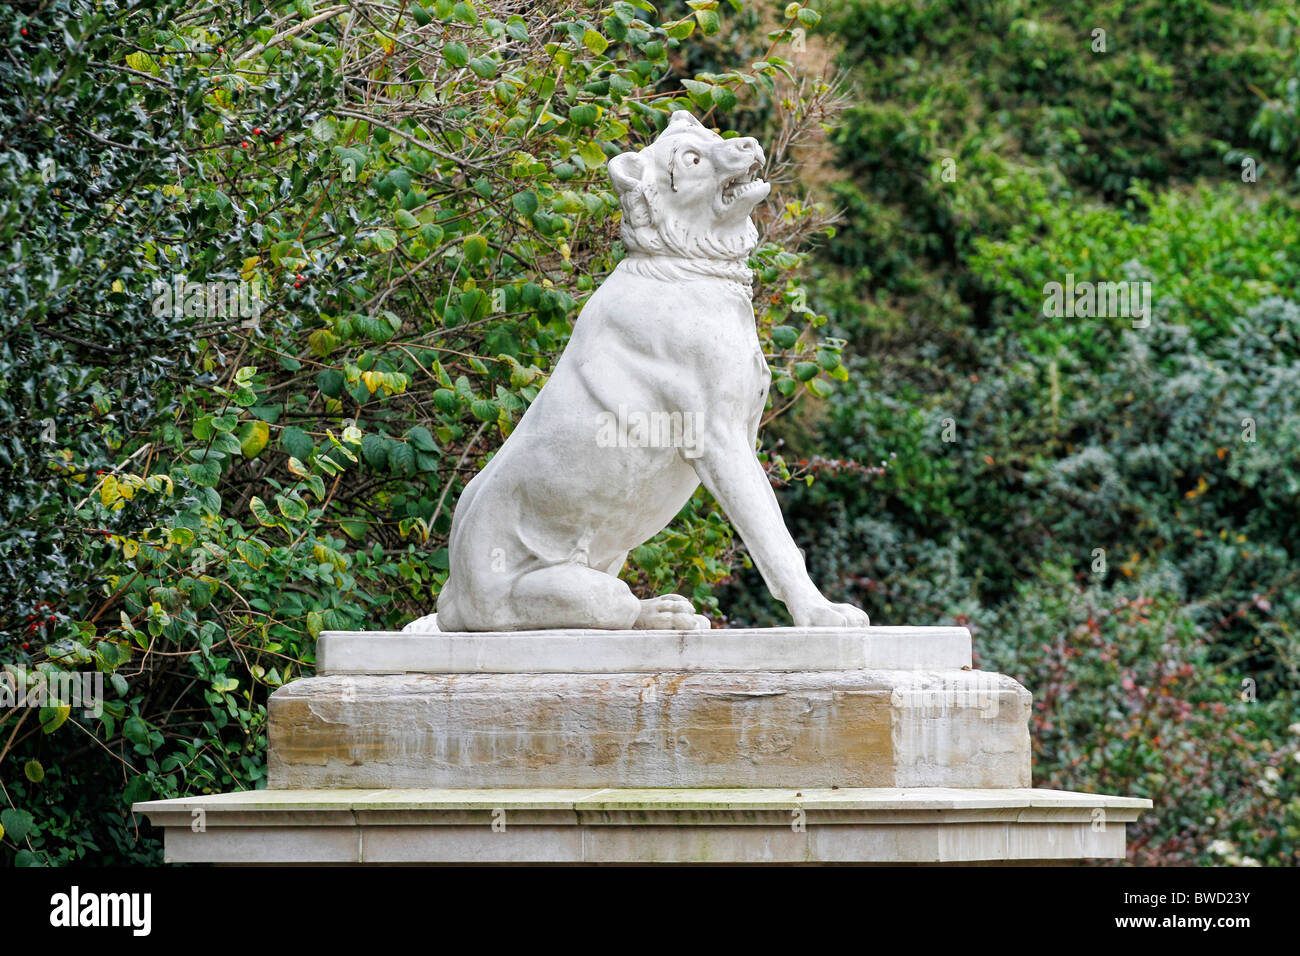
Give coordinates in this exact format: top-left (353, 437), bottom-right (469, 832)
top-left (704, 297), bottom-right (771, 417)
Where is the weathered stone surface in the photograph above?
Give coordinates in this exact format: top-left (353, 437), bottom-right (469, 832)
top-left (416, 111), bottom-right (871, 632)
top-left (317, 625), bottom-right (972, 674)
top-left (133, 787), bottom-right (1152, 864)
top-left (268, 668), bottom-right (1031, 789)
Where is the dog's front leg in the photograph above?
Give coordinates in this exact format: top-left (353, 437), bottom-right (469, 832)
top-left (692, 439), bottom-right (869, 627)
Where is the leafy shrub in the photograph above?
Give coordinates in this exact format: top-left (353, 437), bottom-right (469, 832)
top-left (0, 0), bottom-right (846, 864)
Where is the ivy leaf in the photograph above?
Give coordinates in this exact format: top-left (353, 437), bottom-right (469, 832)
top-left (468, 56), bottom-right (497, 79)
top-left (280, 425), bottom-right (315, 461)
top-left (316, 369), bottom-right (345, 398)
top-left (238, 421), bottom-right (270, 458)
top-left (249, 496), bottom-right (281, 528)
top-left (384, 440), bottom-right (412, 476)
top-left (123, 715), bottom-right (149, 746)
top-left (406, 426), bottom-right (438, 451)
top-left (236, 539), bottom-right (268, 570)
top-left (506, 17), bottom-right (528, 41)
top-left (442, 41), bottom-right (470, 67)
top-left (463, 234), bottom-right (489, 263)
top-left (433, 388), bottom-right (459, 414)
top-left (276, 494), bottom-right (309, 521)
top-left (419, 223), bottom-right (445, 248)
top-left (771, 325), bottom-right (800, 349)
top-left (361, 433), bottom-right (389, 469)
top-left (1, 809), bottom-right (35, 842)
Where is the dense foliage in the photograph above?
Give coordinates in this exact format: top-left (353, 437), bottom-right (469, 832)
top-left (0, 0), bottom-right (842, 864)
top-left (723, 0), bottom-right (1300, 865)
top-left (3, 0), bottom-right (1297, 867)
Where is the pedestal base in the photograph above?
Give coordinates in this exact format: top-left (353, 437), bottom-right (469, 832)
top-left (132, 625), bottom-right (1155, 864)
top-left (269, 626), bottom-right (1031, 790)
top-left (132, 787), bottom-right (1152, 865)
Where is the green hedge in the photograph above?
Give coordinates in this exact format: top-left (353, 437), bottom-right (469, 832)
top-left (0, 0), bottom-right (843, 865)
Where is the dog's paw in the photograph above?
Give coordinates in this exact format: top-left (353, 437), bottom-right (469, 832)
top-left (634, 594), bottom-right (708, 630)
top-left (402, 613), bottom-right (441, 633)
top-left (791, 600), bottom-right (869, 628)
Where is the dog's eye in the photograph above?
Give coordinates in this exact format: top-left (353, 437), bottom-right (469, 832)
top-left (685, 151), bottom-right (700, 165)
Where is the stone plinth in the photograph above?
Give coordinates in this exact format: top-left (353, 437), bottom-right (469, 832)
top-left (132, 787), bottom-right (1152, 865)
top-left (268, 627), bottom-right (1031, 790)
top-left (316, 625), bottom-right (973, 674)
top-left (133, 625), bottom-right (1156, 864)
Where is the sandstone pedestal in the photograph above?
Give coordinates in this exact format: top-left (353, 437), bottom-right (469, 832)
top-left (133, 626), bottom-right (1152, 864)
top-left (270, 626), bottom-right (1029, 790)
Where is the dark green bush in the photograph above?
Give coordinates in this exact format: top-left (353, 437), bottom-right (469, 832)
top-left (0, 0), bottom-right (845, 865)
top-left (723, 0), bottom-right (1300, 865)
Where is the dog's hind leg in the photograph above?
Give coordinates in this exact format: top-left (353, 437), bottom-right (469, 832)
top-left (509, 564), bottom-right (642, 630)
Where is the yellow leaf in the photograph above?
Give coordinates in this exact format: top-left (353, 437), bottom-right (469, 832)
top-left (239, 421), bottom-right (270, 458)
top-left (100, 474), bottom-right (121, 507)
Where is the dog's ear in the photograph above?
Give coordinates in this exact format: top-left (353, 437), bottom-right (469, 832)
top-left (608, 150), bottom-right (644, 195)
top-left (667, 110), bottom-right (704, 130)
top-left (608, 150), bottom-right (652, 227)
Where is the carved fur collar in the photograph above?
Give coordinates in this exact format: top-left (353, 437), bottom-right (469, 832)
top-left (616, 254), bottom-right (754, 294)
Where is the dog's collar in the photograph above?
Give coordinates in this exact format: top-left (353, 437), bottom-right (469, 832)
top-left (617, 254), bottom-right (754, 290)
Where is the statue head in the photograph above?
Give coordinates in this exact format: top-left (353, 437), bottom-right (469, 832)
top-left (607, 111), bottom-right (769, 262)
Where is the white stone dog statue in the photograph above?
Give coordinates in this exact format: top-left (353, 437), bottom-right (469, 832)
top-left (406, 110), bottom-right (868, 632)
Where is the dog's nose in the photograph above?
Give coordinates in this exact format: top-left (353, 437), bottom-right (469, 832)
top-left (732, 137), bottom-right (765, 165)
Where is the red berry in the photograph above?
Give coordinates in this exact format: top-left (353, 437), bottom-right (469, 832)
top-left (217, 46), bottom-right (223, 53)
top-left (21, 643), bottom-right (29, 650)
top-left (253, 128), bottom-right (261, 135)
top-left (294, 282), bottom-right (302, 288)
top-left (21, 28), bottom-right (28, 35)
top-left (274, 137), bottom-right (283, 145)
top-left (241, 140), bottom-right (250, 148)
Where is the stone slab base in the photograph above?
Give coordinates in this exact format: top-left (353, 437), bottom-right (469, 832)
top-left (132, 787), bottom-right (1153, 865)
top-left (268, 668), bottom-right (1032, 789)
top-left (317, 626), bottom-right (973, 674)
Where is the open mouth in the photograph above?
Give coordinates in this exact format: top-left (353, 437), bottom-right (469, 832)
top-left (720, 161), bottom-right (765, 205)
